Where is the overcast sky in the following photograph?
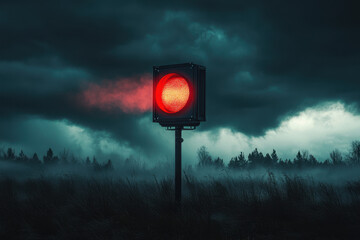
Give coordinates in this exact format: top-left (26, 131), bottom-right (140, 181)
top-left (1, 0), bottom-right (359, 164)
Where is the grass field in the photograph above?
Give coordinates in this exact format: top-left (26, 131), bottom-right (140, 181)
top-left (1, 168), bottom-right (360, 240)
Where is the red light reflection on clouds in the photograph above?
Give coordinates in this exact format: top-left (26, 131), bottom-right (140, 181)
top-left (79, 74), bottom-right (152, 113)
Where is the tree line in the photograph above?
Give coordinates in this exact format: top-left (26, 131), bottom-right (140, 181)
top-left (2, 140), bottom-right (360, 171)
top-left (197, 140), bottom-right (360, 169)
top-left (0, 147), bottom-right (113, 171)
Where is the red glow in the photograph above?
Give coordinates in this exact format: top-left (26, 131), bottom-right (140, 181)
top-left (78, 74), bottom-right (152, 113)
top-left (156, 73), bottom-right (190, 113)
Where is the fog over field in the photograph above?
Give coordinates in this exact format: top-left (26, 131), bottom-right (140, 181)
top-left (1, 0), bottom-right (360, 239)
top-left (2, 102), bottom-right (360, 168)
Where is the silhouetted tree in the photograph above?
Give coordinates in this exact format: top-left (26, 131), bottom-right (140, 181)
top-left (7, 148), bottom-right (15, 160)
top-left (302, 150), bottom-right (309, 161)
top-left (348, 141), bottom-right (360, 165)
top-left (278, 159), bottom-right (285, 168)
top-left (308, 154), bottom-right (318, 166)
top-left (228, 152), bottom-right (247, 169)
top-left (248, 148), bottom-right (264, 167)
top-left (43, 148), bottom-right (59, 164)
top-left (197, 146), bottom-right (212, 167)
top-left (271, 149), bottom-right (279, 165)
top-left (104, 159), bottom-right (114, 170)
top-left (285, 159), bottom-right (292, 167)
top-left (264, 153), bottom-right (272, 167)
top-left (213, 157), bottom-right (225, 168)
top-left (17, 150), bottom-right (27, 162)
top-left (44, 148), bottom-right (53, 163)
top-left (294, 151), bottom-right (302, 164)
top-left (322, 159), bottom-right (331, 167)
top-left (330, 149), bottom-right (343, 165)
top-left (278, 159), bottom-right (292, 169)
top-left (294, 150), bottom-right (310, 168)
top-left (30, 153), bottom-right (41, 164)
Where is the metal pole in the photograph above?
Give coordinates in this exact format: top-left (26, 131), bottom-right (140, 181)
top-left (175, 126), bottom-right (183, 202)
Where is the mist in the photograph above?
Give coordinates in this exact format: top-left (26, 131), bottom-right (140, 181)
top-left (1, 0), bottom-right (360, 238)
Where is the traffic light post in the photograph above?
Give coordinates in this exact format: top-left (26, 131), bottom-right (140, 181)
top-left (169, 126), bottom-right (197, 202)
top-left (153, 63), bottom-right (206, 203)
top-left (175, 126), bottom-right (183, 202)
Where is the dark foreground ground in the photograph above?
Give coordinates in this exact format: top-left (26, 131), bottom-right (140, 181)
top-left (1, 173), bottom-right (360, 240)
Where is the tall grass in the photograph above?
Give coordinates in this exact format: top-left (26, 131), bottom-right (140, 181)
top-left (0, 172), bottom-right (360, 239)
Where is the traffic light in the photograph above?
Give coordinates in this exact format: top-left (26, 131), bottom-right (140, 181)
top-left (153, 63), bottom-right (206, 127)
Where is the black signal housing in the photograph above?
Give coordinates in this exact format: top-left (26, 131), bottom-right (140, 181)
top-left (153, 63), bottom-right (206, 127)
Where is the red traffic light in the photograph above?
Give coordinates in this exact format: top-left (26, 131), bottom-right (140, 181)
top-left (155, 73), bottom-right (190, 114)
top-left (153, 63), bottom-right (205, 127)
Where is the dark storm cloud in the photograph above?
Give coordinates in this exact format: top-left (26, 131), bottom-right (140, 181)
top-left (1, 0), bottom-right (359, 153)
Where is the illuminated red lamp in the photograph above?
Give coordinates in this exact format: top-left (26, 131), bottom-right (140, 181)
top-left (153, 63), bottom-right (206, 127)
top-left (155, 73), bottom-right (190, 114)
